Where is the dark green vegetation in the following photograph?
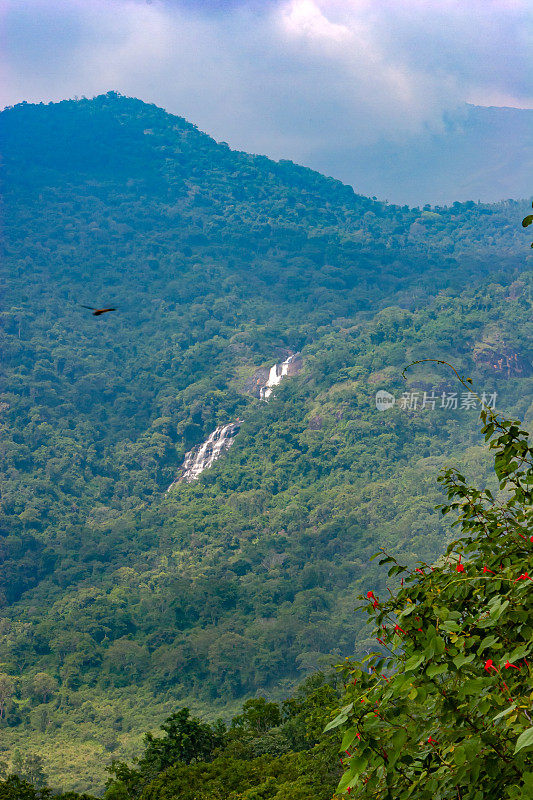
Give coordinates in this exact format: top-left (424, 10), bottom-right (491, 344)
top-left (103, 675), bottom-right (341, 800)
top-left (0, 674), bottom-right (341, 799)
top-left (330, 402), bottom-right (533, 799)
top-left (0, 93), bottom-right (532, 792)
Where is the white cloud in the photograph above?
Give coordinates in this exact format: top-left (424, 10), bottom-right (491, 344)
top-left (281, 0), bottom-right (351, 42)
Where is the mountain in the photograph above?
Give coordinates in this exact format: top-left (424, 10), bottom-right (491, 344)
top-left (0, 93), bottom-right (531, 793)
top-left (304, 104), bottom-right (533, 206)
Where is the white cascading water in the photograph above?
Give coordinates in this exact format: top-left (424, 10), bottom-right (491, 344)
top-left (167, 421), bottom-right (241, 490)
top-left (166, 354), bottom-right (301, 490)
top-left (260, 354), bottom-right (299, 401)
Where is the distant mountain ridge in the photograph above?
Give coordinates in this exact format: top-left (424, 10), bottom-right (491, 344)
top-left (303, 104), bottom-right (533, 206)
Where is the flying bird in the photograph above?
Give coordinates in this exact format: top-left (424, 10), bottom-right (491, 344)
top-left (80, 305), bottom-right (117, 316)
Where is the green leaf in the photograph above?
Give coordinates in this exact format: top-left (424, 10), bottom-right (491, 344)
top-left (453, 653), bottom-right (475, 669)
top-left (523, 773), bottom-right (533, 792)
top-left (392, 728), bottom-right (408, 750)
top-left (434, 636), bottom-right (446, 655)
top-left (506, 644), bottom-right (531, 663)
top-left (492, 704), bottom-right (517, 723)
top-left (404, 654), bottom-right (425, 671)
top-left (426, 663), bottom-right (447, 678)
top-left (478, 635), bottom-right (499, 653)
top-left (461, 678), bottom-right (485, 696)
top-left (324, 703), bottom-right (353, 732)
top-left (341, 727), bottom-right (360, 752)
top-left (337, 753), bottom-right (368, 792)
top-left (453, 746), bottom-right (467, 765)
top-left (514, 726), bottom-right (533, 754)
top-left (337, 766), bottom-right (358, 794)
top-left (488, 600), bottom-right (509, 620)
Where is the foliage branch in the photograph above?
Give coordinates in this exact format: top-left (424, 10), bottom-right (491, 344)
top-left (327, 363), bottom-right (533, 799)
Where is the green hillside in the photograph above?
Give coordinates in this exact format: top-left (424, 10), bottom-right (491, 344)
top-left (0, 93), bottom-right (531, 793)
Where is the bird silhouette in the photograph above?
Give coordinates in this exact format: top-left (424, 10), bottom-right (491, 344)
top-left (81, 305), bottom-right (117, 316)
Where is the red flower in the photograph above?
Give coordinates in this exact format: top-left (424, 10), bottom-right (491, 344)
top-left (356, 732), bottom-right (361, 739)
top-left (484, 659), bottom-right (498, 673)
top-left (483, 566), bottom-right (495, 574)
top-left (367, 590), bottom-right (379, 608)
top-left (415, 568), bottom-right (424, 574)
top-left (427, 736), bottom-right (438, 746)
top-left (514, 572), bottom-right (530, 582)
top-left (504, 660), bottom-right (519, 670)
top-left (530, 536), bottom-right (533, 543)
top-left (394, 625), bottom-right (406, 634)
top-left (456, 562), bottom-right (465, 573)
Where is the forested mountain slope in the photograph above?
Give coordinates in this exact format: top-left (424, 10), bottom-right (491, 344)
top-left (0, 93), bottom-right (531, 793)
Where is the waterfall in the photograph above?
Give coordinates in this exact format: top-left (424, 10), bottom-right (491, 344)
top-left (166, 353), bottom-right (302, 491)
top-left (167, 421), bottom-right (241, 490)
top-left (260, 354), bottom-right (300, 401)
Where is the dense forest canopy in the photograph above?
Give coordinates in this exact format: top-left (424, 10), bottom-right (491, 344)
top-left (0, 93), bottom-right (531, 793)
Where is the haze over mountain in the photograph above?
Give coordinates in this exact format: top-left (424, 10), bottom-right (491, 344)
top-left (0, 93), bottom-right (531, 793)
top-left (305, 104), bottom-right (533, 206)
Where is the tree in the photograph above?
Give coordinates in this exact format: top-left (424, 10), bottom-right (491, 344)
top-left (140, 708), bottom-right (225, 770)
top-left (231, 697), bottom-right (281, 734)
top-left (0, 775), bottom-right (52, 800)
top-left (0, 675), bottom-right (14, 721)
top-left (30, 673), bottom-right (57, 704)
top-left (105, 708), bottom-right (225, 797)
top-left (10, 752), bottom-right (48, 790)
top-left (0, 775), bottom-right (96, 799)
top-left (326, 390), bottom-right (533, 799)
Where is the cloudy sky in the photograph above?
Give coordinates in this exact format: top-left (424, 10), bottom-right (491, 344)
top-left (2, 0), bottom-right (532, 163)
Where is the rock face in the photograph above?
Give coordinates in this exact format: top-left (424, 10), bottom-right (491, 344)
top-left (259, 354), bottom-right (303, 401)
top-left (243, 366), bottom-right (272, 398)
top-left (473, 338), bottom-right (531, 378)
top-left (167, 421), bottom-right (242, 489)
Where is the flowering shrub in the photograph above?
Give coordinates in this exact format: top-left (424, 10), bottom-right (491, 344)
top-left (327, 402), bottom-right (533, 799)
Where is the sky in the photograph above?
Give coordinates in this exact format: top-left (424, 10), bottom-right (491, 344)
top-left (1, 0), bottom-right (532, 165)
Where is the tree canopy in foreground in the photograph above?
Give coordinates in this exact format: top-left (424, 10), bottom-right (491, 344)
top-left (328, 381), bottom-right (533, 799)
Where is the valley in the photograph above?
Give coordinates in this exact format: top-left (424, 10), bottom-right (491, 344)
top-left (0, 93), bottom-right (531, 794)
